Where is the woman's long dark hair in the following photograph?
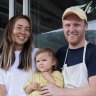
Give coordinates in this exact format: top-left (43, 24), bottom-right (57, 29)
top-left (0, 15), bottom-right (33, 71)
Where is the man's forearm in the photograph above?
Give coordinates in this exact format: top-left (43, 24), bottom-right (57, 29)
top-left (60, 85), bottom-right (96, 96)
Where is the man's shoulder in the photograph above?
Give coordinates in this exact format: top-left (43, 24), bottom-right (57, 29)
top-left (56, 45), bottom-right (68, 54)
top-left (87, 43), bottom-right (96, 51)
top-left (86, 43), bottom-right (96, 60)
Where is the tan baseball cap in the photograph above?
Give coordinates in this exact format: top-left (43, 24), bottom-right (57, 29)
top-left (62, 6), bottom-right (87, 22)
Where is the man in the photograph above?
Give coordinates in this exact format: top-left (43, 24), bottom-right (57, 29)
top-left (40, 6), bottom-right (96, 96)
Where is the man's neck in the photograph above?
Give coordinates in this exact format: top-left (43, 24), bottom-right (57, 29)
top-left (69, 40), bottom-right (87, 49)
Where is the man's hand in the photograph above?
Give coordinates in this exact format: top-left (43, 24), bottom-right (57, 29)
top-left (40, 84), bottom-right (62, 96)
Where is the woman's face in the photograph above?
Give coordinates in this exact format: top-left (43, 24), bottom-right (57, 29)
top-left (12, 18), bottom-right (31, 50)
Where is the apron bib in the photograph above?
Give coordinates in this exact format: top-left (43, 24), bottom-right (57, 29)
top-left (62, 42), bottom-right (88, 88)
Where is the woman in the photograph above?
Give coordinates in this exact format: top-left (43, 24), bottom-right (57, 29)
top-left (0, 15), bottom-right (38, 96)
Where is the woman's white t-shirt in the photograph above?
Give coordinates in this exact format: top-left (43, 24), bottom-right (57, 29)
top-left (0, 48), bottom-right (39, 96)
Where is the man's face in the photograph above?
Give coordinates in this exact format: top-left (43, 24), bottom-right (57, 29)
top-left (62, 14), bottom-right (87, 48)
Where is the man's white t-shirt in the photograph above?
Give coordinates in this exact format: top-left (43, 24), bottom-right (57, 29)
top-left (0, 48), bottom-right (39, 96)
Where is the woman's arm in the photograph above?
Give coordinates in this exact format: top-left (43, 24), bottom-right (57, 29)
top-left (0, 84), bottom-right (6, 96)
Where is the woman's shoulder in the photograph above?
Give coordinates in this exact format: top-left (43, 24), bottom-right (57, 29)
top-left (32, 48), bottom-right (39, 55)
top-left (32, 48), bottom-right (39, 52)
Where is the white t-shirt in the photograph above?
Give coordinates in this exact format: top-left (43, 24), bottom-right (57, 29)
top-left (0, 48), bottom-right (39, 96)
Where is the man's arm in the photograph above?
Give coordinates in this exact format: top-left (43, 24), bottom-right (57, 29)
top-left (40, 76), bottom-right (96, 96)
top-left (60, 76), bottom-right (96, 96)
